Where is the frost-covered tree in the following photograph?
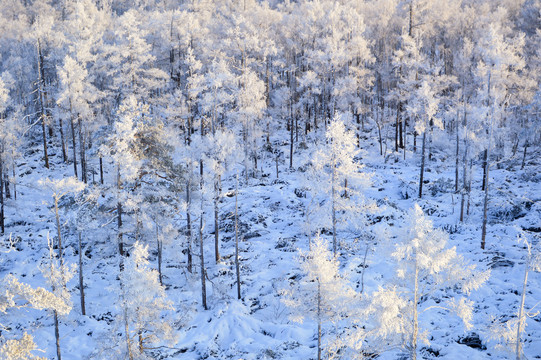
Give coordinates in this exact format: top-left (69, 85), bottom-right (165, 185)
top-left (306, 115), bottom-right (371, 254)
top-left (0, 271), bottom-right (71, 360)
top-left (118, 241), bottom-right (173, 359)
top-left (368, 204), bottom-right (489, 359)
top-left (41, 235), bottom-right (75, 360)
top-left (282, 235), bottom-right (357, 360)
top-left (104, 9), bottom-right (168, 102)
top-left (473, 19), bottom-right (535, 249)
top-left (38, 177), bottom-right (85, 265)
top-left (488, 231), bottom-right (541, 360)
top-left (203, 129), bottom-right (239, 263)
top-left (100, 96), bottom-right (146, 256)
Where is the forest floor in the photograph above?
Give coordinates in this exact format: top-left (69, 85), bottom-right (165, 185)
top-left (1, 124), bottom-right (540, 359)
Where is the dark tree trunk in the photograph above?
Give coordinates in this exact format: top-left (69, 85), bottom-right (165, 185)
top-left (481, 149), bottom-right (487, 191)
top-left (214, 175), bottom-right (221, 263)
top-left (199, 160), bottom-right (207, 310)
top-left (186, 179), bottom-right (193, 273)
top-left (521, 141), bottom-right (528, 170)
top-left (37, 41), bottom-right (49, 169)
top-left (99, 157), bottom-right (104, 185)
top-left (78, 117), bottom-right (87, 184)
top-left (117, 166), bottom-right (124, 257)
top-left (78, 232), bottom-right (86, 315)
top-left (69, 114), bottom-right (78, 179)
top-left (58, 117), bottom-right (67, 163)
top-left (481, 149), bottom-right (490, 250)
top-left (157, 224), bottom-right (163, 286)
top-left (54, 310), bottom-right (62, 360)
top-left (235, 174), bottom-right (241, 300)
top-left (455, 114), bottom-right (459, 193)
top-left (289, 117), bottom-right (294, 169)
top-left (418, 132), bottom-right (427, 199)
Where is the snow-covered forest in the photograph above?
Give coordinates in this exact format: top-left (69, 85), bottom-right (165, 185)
top-left (1, 0), bottom-right (540, 359)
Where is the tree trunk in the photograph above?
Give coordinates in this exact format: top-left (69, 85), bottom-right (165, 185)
top-left (37, 41), bottom-right (49, 169)
top-left (78, 232), bottom-right (86, 316)
top-left (481, 149), bottom-right (487, 191)
top-left (12, 164), bottom-right (16, 200)
top-left (54, 310), bottom-right (62, 360)
top-left (331, 158), bottom-right (337, 255)
top-left (117, 166), bottom-right (124, 257)
top-left (199, 160), bottom-right (207, 310)
top-left (78, 117), bottom-right (87, 184)
top-left (516, 247), bottom-right (530, 360)
top-left (376, 116), bottom-right (383, 156)
top-left (235, 174), bottom-right (241, 300)
top-left (157, 224), bottom-right (163, 286)
top-left (411, 261), bottom-right (419, 360)
top-left (395, 107), bottom-right (399, 152)
top-left (69, 111), bottom-right (78, 179)
top-left (54, 195), bottom-right (63, 262)
top-left (521, 141), bottom-right (528, 170)
top-left (214, 175), bottom-right (221, 263)
top-left (123, 306), bottom-right (134, 360)
top-left (58, 117), bottom-right (67, 163)
top-left (317, 279), bottom-right (322, 360)
top-left (186, 179), bottom-right (192, 273)
top-left (418, 132), bottom-right (426, 199)
top-left (455, 114), bottom-right (459, 193)
top-left (289, 117), bottom-right (294, 169)
top-left (481, 149), bottom-right (490, 250)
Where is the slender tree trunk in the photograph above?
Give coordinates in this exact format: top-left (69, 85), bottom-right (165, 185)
top-left (460, 110), bottom-right (469, 222)
top-left (481, 149), bottom-right (487, 191)
top-left (157, 224), bottom-right (163, 286)
top-left (395, 107), bottom-right (399, 152)
top-left (58, 117), bottom-right (67, 163)
top-left (78, 117), bottom-right (87, 184)
top-left (317, 279), bottom-right (322, 360)
top-left (289, 117), bottom-right (294, 169)
top-left (117, 166), bottom-right (124, 257)
top-left (399, 104), bottom-right (404, 149)
top-left (516, 245), bottom-right (530, 360)
top-left (331, 159), bottom-right (337, 255)
top-left (235, 174), bottom-right (241, 300)
top-left (54, 310), bottom-right (62, 360)
top-left (37, 40), bottom-right (49, 169)
top-left (481, 152), bottom-right (490, 250)
top-left (68, 112), bottom-right (78, 178)
top-left (521, 141), bottom-right (528, 170)
top-left (186, 179), bottom-right (193, 273)
top-left (54, 195), bottom-right (63, 262)
top-left (199, 160), bottom-right (207, 310)
top-left (418, 132), bottom-right (426, 199)
top-left (467, 160), bottom-right (473, 216)
top-left (78, 232), bottom-right (86, 315)
top-left (123, 306), bottom-right (134, 360)
top-left (455, 114), bottom-right (459, 193)
top-left (375, 108), bottom-right (383, 156)
top-left (214, 175), bottom-right (221, 263)
top-left (12, 164), bottom-right (16, 200)
top-left (99, 157), bottom-right (104, 185)
top-left (411, 261), bottom-right (419, 360)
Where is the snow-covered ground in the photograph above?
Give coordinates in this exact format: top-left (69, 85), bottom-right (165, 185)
top-left (1, 125), bottom-right (540, 360)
